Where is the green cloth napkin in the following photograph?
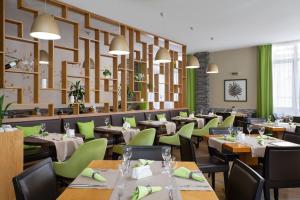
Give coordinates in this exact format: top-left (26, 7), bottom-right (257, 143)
top-left (223, 135), bottom-right (236, 142)
top-left (174, 167), bottom-right (205, 182)
top-left (80, 168), bottom-right (106, 182)
top-left (134, 159), bottom-right (154, 167)
top-left (131, 186), bottom-right (162, 200)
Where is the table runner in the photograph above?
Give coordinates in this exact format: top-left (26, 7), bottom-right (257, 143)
top-left (96, 126), bottom-right (140, 144)
top-left (208, 137), bottom-right (236, 152)
top-left (253, 122), bottom-right (299, 132)
top-left (140, 121), bottom-right (177, 135)
top-left (172, 117), bottom-right (204, 128)
top-left (69, 169), bottom-right (119, 189)
top-left (34, 133), bottom-right (83, 161)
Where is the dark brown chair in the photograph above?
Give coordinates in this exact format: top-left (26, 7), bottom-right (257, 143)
top-left (263, 146), bottom-right (300, 200)
top-left (127, 145), bottom-right (170, 161)
top-left (13, 158), bottom-right (57, 200)
top-left (226, 159), bottom-right (264, 200)
top-left (179, 135), bottom-right (229, 189)
top-left (283, 132), bottom-right (300, 144)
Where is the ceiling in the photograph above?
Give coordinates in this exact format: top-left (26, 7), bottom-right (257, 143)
top-left (59, 0), bottom-right (300, 53)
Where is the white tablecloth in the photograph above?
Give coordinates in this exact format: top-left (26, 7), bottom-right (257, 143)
top-left (35, 133), bottom-right (83, 161)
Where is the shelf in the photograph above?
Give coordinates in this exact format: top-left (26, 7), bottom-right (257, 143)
top-left (100, 54), bottom-right (116, 58)
top-left (127, 101), bottom-right (146, 104)
top-left (40, 88), bottom-right (64, 91)
top-left (66, 61), bottom-right (80, 65)
top-left (134, 60), bottom-right (147, 64)
top-left (55, 45), bottom-right (78, 52)
top-left (67, 75), bottom-right (88, 79)
top-left (100, 78), bottom-right (118, 81)
top-left (118, 68), bottom-right (134, 72)
top-left (5, 35), bottom-right (37, 44)
top-left (134, 80), bottom-right (147, 83)
top-left (5, 70), bottom-right (38, 75)
top-left (79, 36), bottom-right (99, 43)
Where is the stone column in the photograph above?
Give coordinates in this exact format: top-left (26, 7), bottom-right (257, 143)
top-left (194, 52), bottom-right (209, 113)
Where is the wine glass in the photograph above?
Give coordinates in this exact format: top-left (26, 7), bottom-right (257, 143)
top-left (64, 122), bottom-right (70, 133)
top-left (104, 117), bottom-right (110, 127)
top-left (167, 156), bottom-right (176, 177)
top-left (289, 116), bottom-right (294, 125)
top-left (267, 115), bottom-right (272, 123)
top-left (123, 147), bottom-right (133, 162)
top-left (258, 127), bottom-right (265, 138)
top-left (40, 123), bottom-right (46, 137)
top-left (147, 114), bottom-right (152, 121)
top-left (247, 124), bottom-right (253, 136)
top-left (228, 126), bottom-right (234, 135)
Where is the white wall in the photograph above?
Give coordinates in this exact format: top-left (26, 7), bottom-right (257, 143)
top-left (209, 47), bottom-right (257, 109)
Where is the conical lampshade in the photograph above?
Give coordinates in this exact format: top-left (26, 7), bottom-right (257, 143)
top-left (155, 47), bottom-right (171, 63)
top-left (109, 35), bottom-right (129, 55)
top-left (186, 56), bottom-right (200, 68)
top-left (39, 50), bottom-right (49, 64)
top-left (30, 13), bottom-right (61, 40)
top-left (206, 63), bottom-right (219, 73)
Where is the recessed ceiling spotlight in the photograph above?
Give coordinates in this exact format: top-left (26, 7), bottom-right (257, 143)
top-left (210, 37), bottom-right (214, 40)
top-left (160, 12), bottom-right (165, 17)
top-left (190, 26), bottom-right (194, 31)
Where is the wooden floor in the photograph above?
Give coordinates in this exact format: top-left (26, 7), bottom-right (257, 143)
top-left (173, 141), bottom-right (300, 200)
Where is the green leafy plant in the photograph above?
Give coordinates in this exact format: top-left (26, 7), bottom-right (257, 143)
top-left (68, 81), bottom-right (86, 112)
top-left (0, 95), bottom-right (12, 126)
top-left (127, 85), bottom-right (134, 101)
top-left (103, 69), bottom-right (112, 78)
top-left (134, 73), bottom-right (144, 81)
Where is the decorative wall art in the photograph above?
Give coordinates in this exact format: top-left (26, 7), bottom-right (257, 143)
top-left (224, 79), bottom-right (247, 102)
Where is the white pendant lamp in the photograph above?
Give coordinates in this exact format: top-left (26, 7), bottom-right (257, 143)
top-left (155, 47), bottom-right (171, 63)
top-left (206, 63), bottom-right (219, 73)
top-left (30, 13), bottom-right (61, 40)
top-left (186, 55), bottom-right (200, 68)
top-left (109, 35), bottom-right (129, 55)
top-left (39, 50), bottom-right (49, 64)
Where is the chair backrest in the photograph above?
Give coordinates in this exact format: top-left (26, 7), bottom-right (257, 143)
top-left (129, 128), bottom-right (156, 146)
top-left (264, 146), bottom-right (300, 187)
top-left (178, 122), bottom-right (194, 139)
top-left (126, 145), bottom-right (170, 161)
top-left (13, 158), bottom-right (57, 200)
top-left (219, 115), bottom-right (235, 128)
top-left (226, 159), bottom-right (264, 200)
top-left (201, 118), bottom-right (219, 132)
top-left (209, 127), bottom-right (237, 135)
top-left (54, 138), bottom-right (107, 178)
top-left (283, 132), bottom-right (300, 144)
top-left (179, 135), bottom-right (196, 162)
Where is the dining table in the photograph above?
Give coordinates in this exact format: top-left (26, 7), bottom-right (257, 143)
top-left (171, 116), bottom-right (205, 129)
top-left (204, 134), bottom-right (299, 166)
top-left (251, 122), bottom-right (300, 138)
top-left (57, 160), bottom-right (219, 200)
top-left (94, 126), bottom-right (140, 145)
top-left (24, 133), bottom-right (84, 162)
top-left (195, 114), bottom-right (223, 124)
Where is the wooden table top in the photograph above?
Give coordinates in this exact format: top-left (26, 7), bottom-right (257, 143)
top-left (57, 160), bottom-right (219, 200)
top-left (203, 135), bottom-right (252, 153)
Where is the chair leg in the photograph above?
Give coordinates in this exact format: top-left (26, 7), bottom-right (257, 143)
top-left (274, 188), bottom-right (279, 200)
top-left (223, 171), bottom-right (228, 191)
top-left (264, 185), bottom-right (271, 200)
top-left (211, 173), bottom-right (215, 190)
top-left (196, 137), bottom-right (200, 148)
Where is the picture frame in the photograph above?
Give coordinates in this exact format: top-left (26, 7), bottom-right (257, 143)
top-left (224, 79), bottom-right (247, 102)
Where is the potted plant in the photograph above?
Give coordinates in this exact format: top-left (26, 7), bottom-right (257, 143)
top-left (127, 85), bottom-right (134, 101)
top-left (103, 69), bottom-right (112, 79)
top-left (0, 95), bottom-right (12, 127)
top-left (68, 81), bottom-right (86, 113)
top-left (135, 73), bottom-right (144, 81)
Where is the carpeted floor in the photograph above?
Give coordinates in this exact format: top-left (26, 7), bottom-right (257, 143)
top-left (173, 141), bottom-right (300, 200)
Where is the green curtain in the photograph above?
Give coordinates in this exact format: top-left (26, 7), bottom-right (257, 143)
top-left (257, 45), bottom-right (273, 118)
top-left (186, 69), bottom-right (196, 112)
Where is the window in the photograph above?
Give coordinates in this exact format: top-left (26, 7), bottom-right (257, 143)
top-left (272, 42), bottom-right (300, 115)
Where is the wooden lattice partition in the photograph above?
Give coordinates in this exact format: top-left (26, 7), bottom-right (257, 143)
top-left (0, 0), bottom-right (187, 114)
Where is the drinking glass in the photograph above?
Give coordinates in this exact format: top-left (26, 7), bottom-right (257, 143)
top-left (162, 147), bottom-right (171, 162)
top-left (40, 123), bottom-right (46, 137)
top-left (258, 127), bottom-right (265, 138)
top-left (64, 122), bottom-right (70, 133)
top-left (104, 117), bottom-right (110, 127)
top-left (228, 126), bottom-right (234, 135)
top-left (289, 116), bottom-right (294, 124)
top-left (247, 124), bottom-right (253, 136)
top-left (237, 127), bottom-right (243, 134)
top-left (123, 146), bottom-right (133, 162)
top-left (147, 114), bottom-right (152, 121)
top-left (167, 156), bottom-right (176, 177)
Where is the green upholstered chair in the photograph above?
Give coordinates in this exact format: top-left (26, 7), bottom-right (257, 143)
top-left (159, 122), bottom-right (194, 146)
top-left (112, 128), bottom-right (156, 155)
top-left (218, 115), bottom-right (235, 128)
top-left (192, 118), bottom-right (219, 148)
top-left (53, 138), bottom-right (107, 179)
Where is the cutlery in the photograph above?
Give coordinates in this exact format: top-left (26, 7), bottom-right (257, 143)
top-left (69, 184), bottom-right (107, 188)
